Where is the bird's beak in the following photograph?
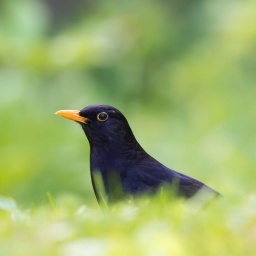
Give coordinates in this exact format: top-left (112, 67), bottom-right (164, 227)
top-left (55, 110), bottom-right (88, 124)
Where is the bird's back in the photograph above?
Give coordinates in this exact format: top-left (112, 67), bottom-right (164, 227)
top-left (120, 155), bottom-right (219, 198)
top-left (89, 144), bottom-right (219, 200)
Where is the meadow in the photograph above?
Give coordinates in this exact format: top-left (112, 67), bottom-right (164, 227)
top-left (0, 0), bottom-right (256, 255)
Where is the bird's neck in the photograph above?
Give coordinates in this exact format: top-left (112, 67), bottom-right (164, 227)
top-left (89, 139), bottom-right (147, 173)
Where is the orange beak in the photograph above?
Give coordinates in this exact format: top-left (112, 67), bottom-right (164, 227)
top-left (55, 110), bottom-right (88, 124)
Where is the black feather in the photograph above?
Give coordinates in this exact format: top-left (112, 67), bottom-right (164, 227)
top-left (65, 104), bottom-right (220, 202)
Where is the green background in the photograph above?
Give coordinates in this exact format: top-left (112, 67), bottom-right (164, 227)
top-left (0, 0), bottom-right (255, 255)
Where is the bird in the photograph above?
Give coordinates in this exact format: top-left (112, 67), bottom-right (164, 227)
top-left (56, 104), bottom-right (220, 203)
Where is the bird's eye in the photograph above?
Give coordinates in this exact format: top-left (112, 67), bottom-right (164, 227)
top-left (97, 112), bottom-right (108, 122)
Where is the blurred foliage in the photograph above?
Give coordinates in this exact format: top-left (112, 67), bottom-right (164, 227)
top-left (0, 0), bottom-right (256, 254)
top-left (1, 194), bottom-right (256, 255)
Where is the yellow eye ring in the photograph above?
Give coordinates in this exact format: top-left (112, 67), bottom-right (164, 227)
top-left (97, 112), bottom-right (108, 122)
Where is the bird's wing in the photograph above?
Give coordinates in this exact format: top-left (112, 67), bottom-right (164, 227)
top-left (175, 171), bottom-right (220, 198)
top-left (122, 159), bottom-right (176, 194)
top-left (123, 158), bottom-right (218, 198)
top-left (176, 174), bottom-right (205, 197)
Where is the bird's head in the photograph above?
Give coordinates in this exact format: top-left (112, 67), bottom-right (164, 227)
top-left (56, 104), bottom-right (135, 146)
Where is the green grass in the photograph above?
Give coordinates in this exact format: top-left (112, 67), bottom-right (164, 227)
top-left (1, 0), bottom-right (256, 255)
top-left (1, 192), bottom-right (256, 256)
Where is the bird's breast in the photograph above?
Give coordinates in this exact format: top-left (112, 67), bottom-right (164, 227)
top-left (90, 146), bottom-right (130, 174)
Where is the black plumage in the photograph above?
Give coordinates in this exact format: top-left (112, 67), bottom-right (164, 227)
top-left (56, 104), bottom-right (220, 203)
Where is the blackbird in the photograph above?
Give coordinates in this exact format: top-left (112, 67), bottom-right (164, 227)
top-left (56, 104), bottom-right (219, 202)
